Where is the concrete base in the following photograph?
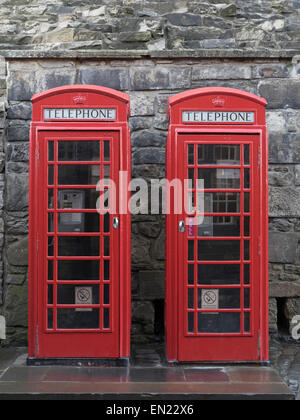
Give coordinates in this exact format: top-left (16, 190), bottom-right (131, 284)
top-left (0, 348), bottom-right (295, 400)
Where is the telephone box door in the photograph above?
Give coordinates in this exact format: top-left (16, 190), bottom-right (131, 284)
top-left (178, 134), bottom-right (260, 362)
top-left (29, 85), bottom-right (131, 361)
top-left (36, 130), bottom-right (120, 358)
top-left (166, 87), bottom-right (269, 363)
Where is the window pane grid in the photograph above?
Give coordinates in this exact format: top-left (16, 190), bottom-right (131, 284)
top-left (185, 143), bottom-right (253, 336)
top-left (46, 138), bottom-right (113, 332)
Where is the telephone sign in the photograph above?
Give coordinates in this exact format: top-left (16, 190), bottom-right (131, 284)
top-left (28, 85), bottom-right (131, 363)
top-left (166, 87), bottom-right (269, 363)
top-left (182, 111), bottom-right (255, 123)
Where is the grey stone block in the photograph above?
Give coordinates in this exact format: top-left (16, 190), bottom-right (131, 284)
top-left (4, 284), bottom-right (28, 327)
top-left (259, 80), bottom-right (300, 109)
top-left (269, 232), bottom-right (299, 263)
top-left (80, 68), bottom-right (129, 90)
top-left (7, 72), bottom-right (36, 101)
top-left (132, 130), bottom-right (166, 148)
top-left (133, 148), bottom-right (165, 165)
top-left (139, 271), bottom-right (165, 300)
top-left (269, 187), bottom-right (300, 217)
top-left (268, 165), bottom-right (295, 187)
top-left (7, 121), bottom-right (30, 142)
top-left (7, 102), bottom-right (32, 120)
top-left (7, 142), bottom-right (30, 162)
top-left (130, 68), bottom-right (170, 90)
top-left (6, 173), bottom-right (29, 211)
top-left (192, 64), bottom-right (252, 80)
top-left (269, 133), bottom-right (300, 164)
top-left (6, 236), bottom-right (28, 266)
top-left (165, 13), bottom-right (202, 27)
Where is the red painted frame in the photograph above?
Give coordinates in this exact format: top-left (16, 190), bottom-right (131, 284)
top-left (28, 85), bottom-right (131, 360)
top-left (166, 88), bottom-right (269, 362)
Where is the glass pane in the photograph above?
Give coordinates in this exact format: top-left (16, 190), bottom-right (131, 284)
top-left (197, 264), bottom-right (240, 285)
top-left (198, 217), bottom-right (240, 237)
top-left (57, 308), bottom-right (99, 329)
top-left (244, 168), bottom-right (250, 189)
top-left (244, 264), bottom-right (250, 285)
top-left (198, 288), bottom-right (240, 309)
top-left (58, 237), bottom-right (100, 256)
top-left (57, 260), bottom-right (99, 281)
top-left (103, 213), bottom-right (110, 233)
top-left (103, 141), bottom-right (110, 161)
top-left (58, 212), bottom-right (100, 233)
top-left (48, 214), bottom-right (54, 233)
top-left (48, 189), bottom-right (54, 209)
top-left (188, 264), bottom-right (194, 285)
top-left (244, 312), bottom-right (250, 333)
top-left (244, 216), bottom-right (250, 237)
top-left (188, 168), bottom-right (194, 189)
top-left (188, 288), bottom-right (194, 309)
top-left (48, 165), bottom-right (54, 185)
top-left (103, 284), bottom-right (110, 305)
top-left (197, 145), bottom-right (240, 165)
top-left (244, 145), bottom-right (250, 165)
top-left (198, 168), bottom-right (240, 189)
top-left (197, 312), bottom-right (240, 333)
top-left (244, 288), bottom-right (250, 309)
top-left (188, 240), bottom-right (194, 261)
top-left (48, 309), bottom-right (53, 329)
top-left (104, 260), bottom-right (110, 281)
top-left (188, 312), bottom-right (194, 333)
top-left (244, 240), bottom-right (250, 261)
top-left (58, 141), bottom-right (100, 161)
top-left (244, 192), bottom-right (250, 213)
top-left (103, 308), bottom-right (110, 329)
top-left (57, 284), bottom-right (99, 305)
top-left (48, 285), bottom-right (53, 305)
top-left (48, 260), bottom-right (53, 281)
top-left (58, 165), bottom-right (100, 185)
top-left (48, 142), bottom-right (54, 161)
top-left (58, 189), bottom-right (99, 210)
top-left (198, 240), bottom-right (240, 261)
top-left (103, 165), bottom-right (110, 178)
top-left (48, 237), bottom-right (54, 256)
top-left (204, 192), bottom-right (240, 213)
top-left (188, 145), bottom-right (194, 165)
top-left (104, 236), bottom-right (110, 256)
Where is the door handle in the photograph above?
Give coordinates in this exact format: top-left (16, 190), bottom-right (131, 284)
top-left (113, 217), bottom-right (119, 229)
top-left (179, 221), bottom-right (185, 233)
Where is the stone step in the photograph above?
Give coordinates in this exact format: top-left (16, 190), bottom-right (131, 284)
top-left (0, 352), bottom-right (295, 400)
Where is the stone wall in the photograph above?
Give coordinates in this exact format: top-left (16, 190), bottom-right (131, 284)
top-left (0, 55), bottom-right (299, 345)
top-left (0, 0), bottom-right (299, 347)
top-left (0, 57), bottom-right (5, 322)
top-left (0, 0), bottom-right (299, 53)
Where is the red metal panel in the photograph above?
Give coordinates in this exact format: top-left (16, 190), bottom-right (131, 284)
top-left (28, 86), bottom-right (131, 360)
top-left (166, 88), bottom-right (268, 363)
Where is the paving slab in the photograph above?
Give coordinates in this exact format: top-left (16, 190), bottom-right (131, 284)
top-left (0, 348), bottom-right (295, 400)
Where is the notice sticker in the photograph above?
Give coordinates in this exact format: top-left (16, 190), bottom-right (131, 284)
top-left (75, 287), bottom-right (92, 312)
top-left (201, 289), bottom-right (219, 312)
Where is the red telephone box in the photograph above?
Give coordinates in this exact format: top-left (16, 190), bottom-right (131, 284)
top-left (28, 85), bottom-right (131, 363)
top-left (166, 88), bottom-right (269, 363)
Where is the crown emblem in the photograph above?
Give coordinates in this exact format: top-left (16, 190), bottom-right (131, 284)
top-left (212, 96), bottom-right (225, 108)
top-left (73, 94), bottom-right (87, 104)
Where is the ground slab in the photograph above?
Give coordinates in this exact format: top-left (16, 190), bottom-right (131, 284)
top-left (0, 348), bottom-right (295, 400)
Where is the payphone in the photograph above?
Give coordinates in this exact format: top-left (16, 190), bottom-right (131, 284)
top-left (166, 88), bottom-right (269, 363)
top-left (28, 85), bottom-right (131, 363)
top-left (58, 190), bottom-right (85, 232)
